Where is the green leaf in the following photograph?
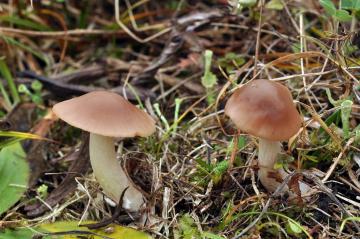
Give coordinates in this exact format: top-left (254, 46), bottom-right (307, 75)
top-left (36, 184), bottom-right (48, 199)
top-left (319, 0), bottom-right (337, 15)
top-left (195, 158), bottom-right (213, 172)
top-left (0, 221), bottom-right (153, 239)
top-left (265, 0), bottom-right (284, 10)
top-left (0, 228), bottom-right (34, 239)
top-left (0, 15), bottom-right (52, 31)
top-left (177, 214), bottom-right (201, 239)
top-left (287, 220), bottom-right (302, 234)
top-left (0, 35), bottom-right (48, 64)
top-left (340, 217), bottom-right (360, 233)
top-left (31, 80), bottom-right (43, 92)
top-left (302, 154), bottom-right (319, 163)
top-left (0, 58), bottom-right (20, 105)
top-left (325, 88), bottom-right (341, 106)
top-left (201, 50), bottom-right (217, 88)
top-left (18, 84), bottom-right (30, 94)
top-left (212, 160), bottom-right (229, 184)
top-left (274, 153), bottom-right (294, 170)
top-left (0, 78), bottom-right (11, 109)
top-left (341, 100), bottom-right (353, 139)
top-left (334, 9), bottom-right (353, 22)
top-left (341, 0), bottom-right (360, 10)
top-left (0, 142), bottom-right (29, 215)
top-left (213, 160), bottom-right (229, 177)
top-left (202, 231), bottom-right (226, 239)
top-left (217, 52), bottom-right (245, 73)
top-left (355, 129), bottom-right (360, 144)
top-left (238, 136), bottom-right (247, 150)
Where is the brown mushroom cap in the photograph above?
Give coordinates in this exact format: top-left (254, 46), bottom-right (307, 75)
top-left (53, 91), bottom-right (155, 137)
top-left (225, 80), bottom-right (302, 141)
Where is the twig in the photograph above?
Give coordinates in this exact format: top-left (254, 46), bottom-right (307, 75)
top-left (0, 27), bottom-right (127, 38)
top-left (299, 12), bottom-right (316, 111)
top-left (114, 0), bottom-right (171, 43)
top-left (253, 0), bottom-right (263, 78)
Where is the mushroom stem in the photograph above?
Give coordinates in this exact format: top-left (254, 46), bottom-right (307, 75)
top-left (258, 138), bottom-right (283, 193)
top-left (89, 133), bottom-right (144, 211)
top-left (258, 138), bottom-right (310, 196)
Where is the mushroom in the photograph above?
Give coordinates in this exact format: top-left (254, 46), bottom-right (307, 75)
top-left (225, 80), bottom-right (310, 196)
top-left (53, 91), bottom-right (155, 211)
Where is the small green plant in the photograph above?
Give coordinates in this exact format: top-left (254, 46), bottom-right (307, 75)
top-left (172, 98), bottom-right (182, 137)
top-left (319, 0), bottom-right (359, 22)
top-left (325, 88), bottom-right (354, 139)
top-left (265, 0), bottom-right (284, 10)
top-left (340, 216), bottom-right (360, 233)
top-left (217, 52), bottom-right (245, 73)
top-left (201, 50), bottom-right (218, 105)
top-left (286, 219), bottom-right (303, 236)
top-left (354, 125), bottom-right (360, 145)
top-left (36, 184), bottom-right (48, 199)
top-left (153, 103), bottom-right (170, 131)
top-left (174, 213), bottom-right (226, 239)
top-left (18, 80), bottom-right (44, 105)
top-left (194, 158), bottom-right (229, 186)
top-left (174, 214), bottom-right (201, 239)
top-left (274, 153), bottom-right (295, 170)
top-left (232, 211), bottom-right (311, 238)
top-left (228, 0), bottom-right (257, 13)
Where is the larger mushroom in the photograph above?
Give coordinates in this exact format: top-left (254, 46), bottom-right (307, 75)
top-left (225, 80), bottom-right (310, 196)
top-left (53, 91), bottom-right (155, 211)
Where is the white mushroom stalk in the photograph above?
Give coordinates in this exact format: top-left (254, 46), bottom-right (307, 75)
top-left (258, 138), bottom-right (311, 196)
top-left (90, 133), bottom-right (144, 211)
top-left (258, 138), bottom-right (283, 193)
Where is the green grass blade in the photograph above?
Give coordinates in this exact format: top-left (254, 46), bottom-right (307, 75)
top-left (0, 131), bottom-right (48, 141)
top-left (0, 79), bottom-right (11, 109)
top-left (0, 15), bottom-right (52, 31)
top-left (0, 36), bottom-right (48, 64)
top-left (340, 216), bottom-right (360, 233)
top-left (0, 58), bottom-right (20, 105)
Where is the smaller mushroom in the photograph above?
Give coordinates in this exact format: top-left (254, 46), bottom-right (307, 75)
top-left (225, 80), bottom-right (310, 196)
top-left (53, 91), bottom-right (155, 211)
